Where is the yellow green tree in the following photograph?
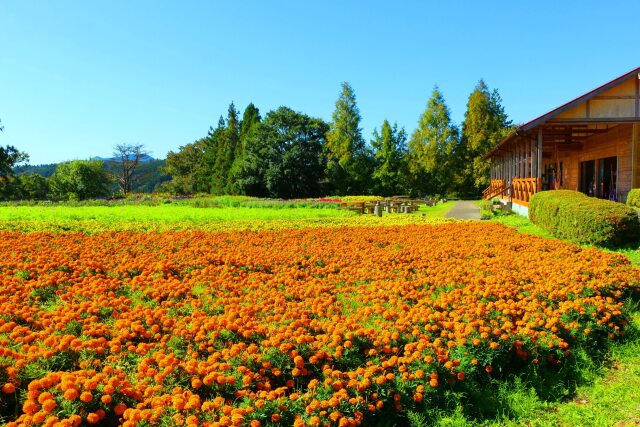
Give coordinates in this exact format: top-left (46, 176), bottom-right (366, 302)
top-left (407, 86), bottom-right (459, 196)
top-left (326, 82), bottom-right (373, 195)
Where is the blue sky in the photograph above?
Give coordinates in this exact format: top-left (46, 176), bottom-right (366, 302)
top-left (1, 1), bottom-right (639, 165)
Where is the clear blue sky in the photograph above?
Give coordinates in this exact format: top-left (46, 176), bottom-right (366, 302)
top-left (2, 1), bottom-right (640, 165)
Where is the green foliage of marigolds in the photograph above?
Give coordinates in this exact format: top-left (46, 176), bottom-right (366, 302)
top-left (627, 188), bottom-right (640, 208)
top-left (529, 190), bottom-right (640, 247)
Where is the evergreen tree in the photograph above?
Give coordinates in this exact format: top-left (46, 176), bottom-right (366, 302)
top-left (239, 103), bottom-right (261, 143)
top-left (227, 103), bottom-right (261, 194)
top-left (210, 103), bottom-right (240, 194)
top-left (326, 82), bottom-right (372, 195)
top-left (407, 86), bottom-right (459, 196)
top-left (458, 81), bottom-right (512, 195)
top-left (371, 120), bottom-right (408, 196)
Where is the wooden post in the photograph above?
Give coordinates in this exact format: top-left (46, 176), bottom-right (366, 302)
top-left (526, 139), bottom-right (529, 178)
top-left (511, 148), bottom-right (514, 184)
top-left (524, 138), bottom-right (528, 178)
top-left (517, 140), bottom-right (521, 178)
top-left (524, 138), bottom-right (531, 178)
top-left (522, 140), bottom-right (525, 178)
top-left (516, 141), bottom-right (519, 178)
top-left (511, 147), bottom-right (514, 184)
top-left (530, 137), bottom-right (534, 178)
top-left (516, 140), bottom-right (520, 178)
top-left (529, 136), bottom-right (534, 178)
top-left (633, 123), bottom-right (640, 188)
top-left (537, 128), bottom-right (543, 179)
top-left (524, 139), bottom-right (527, 178)
top-left (553, 142), bottom-right (560, 190)
top-left (520, 140), bottom-right (524, 178)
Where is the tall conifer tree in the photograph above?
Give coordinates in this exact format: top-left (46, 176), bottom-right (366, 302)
top-left (371, 120), bottom-right (407, 196)
top-left (228, 103), bottom-right (261, 194)
top-left (458, 80), bottom-right (512, 195)
top-left (407, 86), bottom-right (459, 196)
top-left (326, 82), bottom-right (372, 195)
top-left (210, 103), bottom-right (240, 194)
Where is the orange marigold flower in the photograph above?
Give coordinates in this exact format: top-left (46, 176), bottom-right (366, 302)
top-left (41, 399), bottom-right (57, 412)
top-left (86, 412), bottom-right (100, 424)
top-left (64, 388), bottom-right (79, 401)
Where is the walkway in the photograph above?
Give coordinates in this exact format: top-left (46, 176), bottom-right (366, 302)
top-left (445, 200), bottom-right (481, 220)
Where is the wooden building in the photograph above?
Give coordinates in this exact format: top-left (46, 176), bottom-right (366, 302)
top-left (483, 67), bottom-right (640, 212)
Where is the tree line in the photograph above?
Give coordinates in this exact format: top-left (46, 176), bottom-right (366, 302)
top-left (0, 80), bottom-right (512, 201)
top-left (164, 80), bottom-right (512, 198)
top-left (0, 136), bottom-right (160, 200)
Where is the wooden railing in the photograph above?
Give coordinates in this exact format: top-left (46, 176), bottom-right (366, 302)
top-left (482, 179), bottom-right (506, 200)
top-left (511, 178), bottom-right (541, 206)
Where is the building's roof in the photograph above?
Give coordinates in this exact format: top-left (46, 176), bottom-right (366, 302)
top-left (485, 66), bottom-right (640, 158)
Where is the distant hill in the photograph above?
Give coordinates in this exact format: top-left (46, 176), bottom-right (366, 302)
top-left (17, 163), bottom-right (57, 177)
top-left (93, 154), bottom-right (155, 163)
top-left (17, 158), bottom-right (171, 193)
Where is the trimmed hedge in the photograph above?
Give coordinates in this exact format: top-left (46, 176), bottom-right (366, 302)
top-left (627, 188), bottom-right (640, 208)
top-left (529, 190), bottom-right (640, 247)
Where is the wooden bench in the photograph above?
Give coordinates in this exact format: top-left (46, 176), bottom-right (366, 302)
top-left (339, 199), bottom-right (423, 215)
top-left (339, 201), bottom-right (365, 214)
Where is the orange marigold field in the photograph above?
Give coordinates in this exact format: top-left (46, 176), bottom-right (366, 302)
top-left (0, 222), bottom-right (638, 426)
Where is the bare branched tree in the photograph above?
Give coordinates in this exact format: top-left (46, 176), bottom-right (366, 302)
top-left (113, 143), bottom-right (149, 196)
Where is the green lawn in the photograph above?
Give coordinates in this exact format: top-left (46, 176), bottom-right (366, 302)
top-left (0, 204), bottom-right (351, 232)
top-left (418, 200), bottom-right (457, 217)
top-left (0, 201), bottom-right (456, 233)
top-left (0, 204), bottom-right (352, 222)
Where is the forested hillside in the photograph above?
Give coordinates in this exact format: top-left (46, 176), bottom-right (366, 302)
top-left (16, 159), bottom-right (169, 195)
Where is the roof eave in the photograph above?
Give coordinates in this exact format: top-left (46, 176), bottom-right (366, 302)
top-left (484, 66), bottom-right (640, 159)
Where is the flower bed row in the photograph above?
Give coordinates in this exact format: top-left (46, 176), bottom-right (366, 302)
top-left (0, 223), bottom-right (638, 426)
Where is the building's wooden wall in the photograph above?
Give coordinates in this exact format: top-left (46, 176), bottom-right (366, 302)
top-left (547, 124), bottom-right (633, 201)
top-left (554, 77), bottom-right (638, 120)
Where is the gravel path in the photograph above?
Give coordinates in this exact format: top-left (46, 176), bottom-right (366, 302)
top-left (445, 200), bottom-right (481, 220)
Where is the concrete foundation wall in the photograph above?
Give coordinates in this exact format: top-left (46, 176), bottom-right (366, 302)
top-left (498, 198), bottom-right (529, 218)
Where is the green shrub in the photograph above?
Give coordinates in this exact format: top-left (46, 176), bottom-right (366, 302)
top-left (529, 190), bottom-right (640, 247)
top-left (627, 188), bottom-right (640, 208)
top-left (479, 200), bottom-right (493, 220)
